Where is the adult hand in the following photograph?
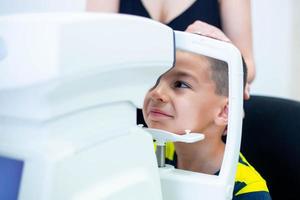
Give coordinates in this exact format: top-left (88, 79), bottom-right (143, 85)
top-left (186, 20), bottom-right (231, 42)
top-left (186, 20), bottom-right (251, 100)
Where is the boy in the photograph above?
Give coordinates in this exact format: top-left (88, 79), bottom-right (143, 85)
top-left (143, 50), bottom-right (271, 200)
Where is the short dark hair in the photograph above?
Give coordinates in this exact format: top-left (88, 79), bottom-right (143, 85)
top-left (207, 55), bottom-right (247, 97)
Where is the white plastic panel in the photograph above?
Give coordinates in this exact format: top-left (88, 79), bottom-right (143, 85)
top-left (0, 13), bottom-right (171, 200)
top-left (0, 13), bottom-right (174, 120)
top-left (0, 13), bottom-right (174, 90)
top-left (17, 128), bottom-right (162, 200)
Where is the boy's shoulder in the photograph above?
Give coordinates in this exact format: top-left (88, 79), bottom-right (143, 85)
top-left (233, 153), bottom-right (271, 199)
top-left (164, 143), bottom-right (271, 199)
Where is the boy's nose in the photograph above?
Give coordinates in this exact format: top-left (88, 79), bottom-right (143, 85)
top-left (150, 84), bottom-right (169, 103)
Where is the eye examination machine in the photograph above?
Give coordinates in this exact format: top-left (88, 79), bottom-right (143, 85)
top-left (0, 13), bottom-right (244, 200)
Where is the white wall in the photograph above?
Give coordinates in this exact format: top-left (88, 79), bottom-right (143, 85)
top-left (251, 0), bottom-right (300, 101)
top-left (291, 0), bottom-right (300, 100)
top-left (0, 0), bottom-right (86, 15)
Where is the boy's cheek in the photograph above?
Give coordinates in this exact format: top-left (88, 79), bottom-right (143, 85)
top-left (142, 95), bottom-right (150, 114)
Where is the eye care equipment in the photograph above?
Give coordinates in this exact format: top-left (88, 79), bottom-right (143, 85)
top-left (0, 13), bottom-right (243, 200)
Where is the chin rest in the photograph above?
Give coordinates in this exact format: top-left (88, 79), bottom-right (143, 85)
top-left (241, 95), bottom-right (300, 199)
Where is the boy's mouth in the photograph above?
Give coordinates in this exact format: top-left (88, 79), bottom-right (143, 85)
top-left (148, 108), bottom-right (174, 118)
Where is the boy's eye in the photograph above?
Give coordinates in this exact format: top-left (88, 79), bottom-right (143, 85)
top-left (174, 80), bottom-right (191, 89)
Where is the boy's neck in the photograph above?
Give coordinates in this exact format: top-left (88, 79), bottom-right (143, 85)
top-left (175, 139), bottom-right (225, 175)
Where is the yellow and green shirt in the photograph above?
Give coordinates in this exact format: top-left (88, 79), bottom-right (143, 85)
top-left (164, 142), bottom-right (271, 200)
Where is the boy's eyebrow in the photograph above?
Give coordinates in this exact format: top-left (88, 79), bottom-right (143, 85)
top-left (173, 71), bottom-right (199, 83)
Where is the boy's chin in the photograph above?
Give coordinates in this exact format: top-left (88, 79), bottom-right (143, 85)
top-left (148, 124), bottom-right (166, 130)
top-left (147, 124), bottom-right (183, 135)
top-left (147, 122), bottom-right (170, 131)
top-left (146, 120), bottom-right (191, 135)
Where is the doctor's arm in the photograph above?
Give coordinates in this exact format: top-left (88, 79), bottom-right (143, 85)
top-left (219, 0), bottom-right (255, 83)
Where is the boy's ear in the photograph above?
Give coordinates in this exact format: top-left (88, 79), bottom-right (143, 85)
top-left (215, 100), bottom-right (228, 126)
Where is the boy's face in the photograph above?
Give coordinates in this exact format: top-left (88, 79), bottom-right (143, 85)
top-left (143, 51), bottom-right (227, 135)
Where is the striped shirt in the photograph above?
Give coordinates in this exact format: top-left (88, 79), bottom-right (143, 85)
top-left (163, 142), bottom-right (272, 200)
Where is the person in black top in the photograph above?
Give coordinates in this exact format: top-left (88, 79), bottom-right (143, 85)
top-left (87, 0), bottom-right (255, 86)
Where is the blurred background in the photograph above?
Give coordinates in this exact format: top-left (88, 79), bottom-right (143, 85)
top-left (251, 0), bottom-right (300, 101)
top-left (0, 0), bottom-right (299, 101)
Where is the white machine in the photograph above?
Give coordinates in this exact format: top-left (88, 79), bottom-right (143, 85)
top-left (0, 13), bottom-right (244, 200)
